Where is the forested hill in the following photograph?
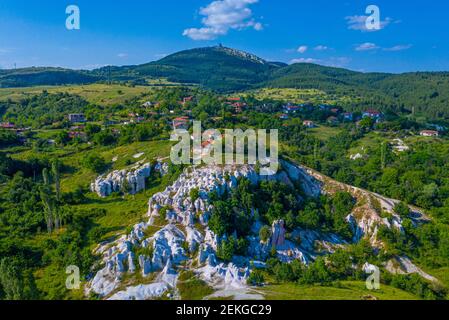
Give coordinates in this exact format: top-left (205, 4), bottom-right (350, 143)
top-left (0, 67), bottom-right (100, 87)
top-left (1, 46), bottom-right (449, 118)
top-left (126, 46), bottom-right (284, 92)
top-left (263, 63), bottom-right (449, 119)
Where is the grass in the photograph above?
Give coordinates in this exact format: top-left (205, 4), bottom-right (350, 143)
top-left (307, 126), bottom-right (343, 141)
top-left (347, 131), bottom-right (390, 156)
top-left (177, 271), bottom-right (214, 300)
top-left (260, 281), bottom-right (420, 300)
top-left (7, 138), bottom-right (174, 240)
top-left (0, 83), bottom-right (165, 106)
top-left (243, 88), bottom-right (357, 106)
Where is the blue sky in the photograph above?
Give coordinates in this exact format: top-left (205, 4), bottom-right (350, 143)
top-left (0, 0), bottom-right (448, 73)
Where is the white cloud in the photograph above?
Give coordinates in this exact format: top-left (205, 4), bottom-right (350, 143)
top-left (183, 0), bottom-right (263, 41)
top-left (289, 56), bottom-right (351, 68)
top-left (0, 48), bottom-right (13, 55)
top-left (355, 42), bottom-right (379, 51)
top-left (345, 15), bottom-right (394, 32)
top-left (297, 45), bottom-right (308, 54)
top-left (383, 44), bottom-right (413, 52)
top-left (290, 57), bottom-right (319, 64)
top-left (117, 53), bottom-right (128, 58)
top-left (314, 45), bottom-right (329, 51)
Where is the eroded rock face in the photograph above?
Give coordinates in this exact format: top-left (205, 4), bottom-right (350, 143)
top-left (91, 163), bottom-right (151, 197)
top-left (271, 220), bottom-right (286, 248)
top-left (87, 162), bottom-right (431, 300)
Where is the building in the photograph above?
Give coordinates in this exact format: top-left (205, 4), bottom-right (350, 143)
top-left (142, 101), bottom-right (155, 108)
top-left (303, 120), bottom-right (315, 128)
top-left (279, 114), bottom-right (289, 120)
top-left (0, 122), bottom-right (16, 129)
top-left (420, 130), bottom-right (439, 137)
top-left (330, 108), bottom-right (340, 114)
top-left (68, 114), bottom-right (86, 123)
top-left (343, 112), bottom-right (354, 121)
top-left (284, 105), bottom-right (301, 114)
top-left (233, 102), bottom-right (247, 113)
top-left (363, 110), bottom-right (382, 120)
top-left (182, 96), bottom-right (194, 105)
top-left (68, 131), bottom-right (87, 140)
top-left (173, 117), bottom-right (190, 130)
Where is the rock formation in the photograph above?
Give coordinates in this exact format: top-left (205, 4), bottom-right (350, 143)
top-left (91, 162), bottom-right (151, 197)
top-left (86, 161), bottom-right (431, 300)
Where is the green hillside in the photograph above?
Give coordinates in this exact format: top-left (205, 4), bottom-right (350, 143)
top-left (1, 46), bottom-right (449, 119)
top-left (131, 46), bottom-right (282, 91)
top-left (0, 67), bottom-right (100, 88)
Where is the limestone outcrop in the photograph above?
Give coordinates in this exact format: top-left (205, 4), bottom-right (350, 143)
top-left (91, 163), bottom-right (151, 197)
top-left (86, 161), bottom-right (431, 300)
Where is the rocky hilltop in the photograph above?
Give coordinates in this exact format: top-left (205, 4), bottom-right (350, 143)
top-left (86, 160), bottom-right (434, 300)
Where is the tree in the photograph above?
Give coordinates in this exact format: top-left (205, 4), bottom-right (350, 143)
top-left (394, 202), bottom-right (410, 218)
top-left (85, 124), bottom-right (101, 137)
top-left (52, 160), bottom-right (61, 201)
top-left (359, 117), bottom-right (374, 130)
top-left (0, 258), bottom-right (39, 300)
top-left (41, 168), bottom-right (55, 233)
top-left (247, 270), bottom-right (265, 286)
top-left (81, 153), bottom-right (107, 174)
top-left (259, 225), bottom-right (271, 244)
top-left (190, 188), bottom-right (200, 202)
top-left (217, 237), bottom-right (237, 262)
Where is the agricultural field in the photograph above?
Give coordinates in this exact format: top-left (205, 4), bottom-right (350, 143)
top-left (0, 83), bottom-right (178, 106)
top-left (243, 88), bottom-right (357, 105)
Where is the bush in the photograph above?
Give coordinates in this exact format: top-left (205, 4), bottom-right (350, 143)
top-left (247, 270), bottom-right (265, 286)
top-left (81, 153), bottom-right (107, 174)
top-left (259, 225), bottom-right (271, 244)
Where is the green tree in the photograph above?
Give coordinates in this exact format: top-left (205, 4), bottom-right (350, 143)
top-left (394, 202), bottom-right (410, 218)
top-left (81, 154), bottom-right (107, 174)
top-left (259, 225), bottom-right (271, 244)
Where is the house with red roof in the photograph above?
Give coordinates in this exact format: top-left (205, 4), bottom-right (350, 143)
top-left (420, 130), bottom-right (439, 137)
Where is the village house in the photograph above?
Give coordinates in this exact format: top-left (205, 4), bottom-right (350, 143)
top-left (68, 131), bottom-right (87, 140)
top-left (142, 101), bottom-right (156, 108)
top-left (330, 108), bottom-right (340, 114)
top-left (173, 117), bottom-right (190, 130)
top-left (303, 120), bottom-right (316, 128)
top-left (0, 122), bottom-right (16, 129)
top-left (284, 105), bottom-right (301, 114)
top-left (68, 114), bottom-right (86, 123)
top-left (362, 110), bottom-right (383, 122)
top-left (420, 130), bottom-right (439, 137)
top-left (182, 96), bottom-right (194, 105)
top-left (279, 114), bottom-right (289, 120)
top-left (233, 102), bottom-right (247, 113)
top-left (343, 112), bottom-right (354, 121)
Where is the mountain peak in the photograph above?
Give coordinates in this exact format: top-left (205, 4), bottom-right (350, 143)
top-left (211, 45), bottom-right (267, 65)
